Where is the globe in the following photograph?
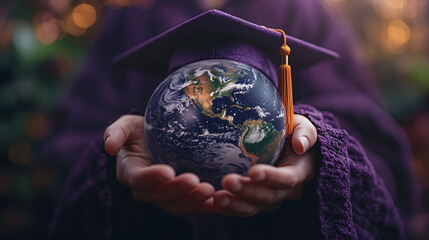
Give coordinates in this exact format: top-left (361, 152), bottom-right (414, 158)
top-left (144, 59), bottom-right (286, 189)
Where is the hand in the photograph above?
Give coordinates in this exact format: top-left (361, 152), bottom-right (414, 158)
top-left (212, 114), bottom-right (317, 217)
top-left (103, 115), bottom-right (215, 215)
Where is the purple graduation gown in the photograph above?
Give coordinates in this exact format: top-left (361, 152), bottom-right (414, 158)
top-left (44, 0), bottom-right (419, 239)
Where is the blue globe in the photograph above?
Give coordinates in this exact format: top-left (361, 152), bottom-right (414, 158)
top-left (144, 59), bottom-right (286, 189)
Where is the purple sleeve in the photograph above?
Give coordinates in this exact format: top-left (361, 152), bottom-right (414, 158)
top-left (294, 104), bottom-right (404, 239)
top-left (49, 105), bottom-right (405, 239)
top-left (48, 140), bottom-right (113, 239)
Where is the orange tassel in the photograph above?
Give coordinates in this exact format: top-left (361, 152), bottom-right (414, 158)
top-left (279, 64), bottom-right (294, 136)
top-left (271, 29), bottom-right (294, 137)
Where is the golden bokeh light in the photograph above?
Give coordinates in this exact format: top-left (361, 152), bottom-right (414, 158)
top-left (72, 4), bottom-right (96, 29)
top-left (62, 13), bottom-right (86, 36)
top-left (381, 19), bottom-right (411, 54)
top-left (373, 0), bottom-right (407, 19)
top-left (384, 0), bottom-right (407, 10)
top-left (388, 20), bottom-right (410, 45)
top-left (33, 12), bottom-right (60, 45)
top-left (35, 23), bottom-right (60, 45)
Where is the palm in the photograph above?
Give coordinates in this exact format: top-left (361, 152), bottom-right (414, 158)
top-left (104, 115), bottom-right (215, 215)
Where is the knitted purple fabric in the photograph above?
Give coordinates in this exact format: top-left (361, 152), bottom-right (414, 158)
top-left (49, 105), bottom-right (404, 239)
top-left (296, 105), bottom-right (404, 239)
top-left (114, 9), bottom-right (338, 83)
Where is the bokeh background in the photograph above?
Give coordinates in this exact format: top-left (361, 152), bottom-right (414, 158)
top-left (0, 0), bottom-right (428, 239)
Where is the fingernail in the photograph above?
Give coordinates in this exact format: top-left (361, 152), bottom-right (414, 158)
top-left (105, 136), bottom-right (110, 145)
top-left (299, 136), bottom-right (309, 152)
top-left (217, 196), bottom-right (231, 207)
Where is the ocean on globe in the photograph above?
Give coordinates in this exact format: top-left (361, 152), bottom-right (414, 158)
top-left (144, 59), bottom-right (286, 189)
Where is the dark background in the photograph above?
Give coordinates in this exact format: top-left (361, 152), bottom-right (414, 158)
top-left (0, 0), bottom-right (428, 239)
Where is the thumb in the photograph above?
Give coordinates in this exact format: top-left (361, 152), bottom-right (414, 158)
top-left (103, 115), bottom-right (144, 156)
top-left (291, 114), bottom-right (317, 155)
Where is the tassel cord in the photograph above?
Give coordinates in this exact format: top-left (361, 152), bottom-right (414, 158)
top-left (270, 28), bottom-right (294, 137)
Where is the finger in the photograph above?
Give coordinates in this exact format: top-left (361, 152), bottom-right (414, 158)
top-left (221, 173), bottom-right (250, 192)
top-left (139, 173), bottom-right (200, 204)
top-left (291, 114), bottom-right (317, 155)
top-left (104, 115), bottom-right (144, 156)
top-left (150, 181), bottom-right (215, 204)
top-left (161, 183), bottom-right (216, 215)
top-left (118, 160), bottom-right (175, 191)
top-left (222, 174), bottom-right (287, 205)
top-left (213, 190), bottom-right (258, 217)
top-left (132, 173), bottom-right (198, 203)
top-left (191, 182), bottom-right (216, 202)
top-left (248, 156), bottom-right (315, 189)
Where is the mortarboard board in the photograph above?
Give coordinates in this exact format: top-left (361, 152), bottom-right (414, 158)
top-left (114, 9), bottom-right (338, 84)
top-left (114, 9), bottom-right (339, 135)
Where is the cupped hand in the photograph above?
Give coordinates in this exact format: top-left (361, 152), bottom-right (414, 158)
top-left (212, 114), bottom-right (318, 217)
top-left (103, 115), bottom-right (215, 215)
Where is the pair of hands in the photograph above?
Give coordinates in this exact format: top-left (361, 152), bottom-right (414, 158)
top-left (103, 114), bottom-right (317, 217)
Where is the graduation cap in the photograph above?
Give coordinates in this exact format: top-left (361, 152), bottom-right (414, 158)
top-left (114, 9), bottom-right (339, 136)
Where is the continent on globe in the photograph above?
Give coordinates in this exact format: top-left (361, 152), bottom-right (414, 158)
top-left (239, 119), bottom-right (285, 165)
top-left (183, 62), bottom-right (243, 120)
top-left (144, 59), bottom-right (286, 189)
